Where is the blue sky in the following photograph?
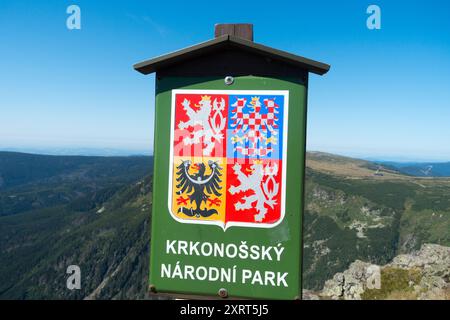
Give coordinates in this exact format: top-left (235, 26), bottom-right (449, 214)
top-left (0, 0), bottom-right (449, 161)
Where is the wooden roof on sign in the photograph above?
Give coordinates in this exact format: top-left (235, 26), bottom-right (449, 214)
top-left (133, 35), bottom-right (330, 76)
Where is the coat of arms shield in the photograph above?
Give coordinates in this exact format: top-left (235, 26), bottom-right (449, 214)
top-left (168, 89), bottom-right (288, 230)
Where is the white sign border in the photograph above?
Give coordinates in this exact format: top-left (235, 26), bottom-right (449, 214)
top-left (168, 89), bottom-right (289, 231)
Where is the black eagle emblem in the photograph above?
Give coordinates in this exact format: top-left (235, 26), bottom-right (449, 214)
top-left (176, 160), bottom-right (222, 218)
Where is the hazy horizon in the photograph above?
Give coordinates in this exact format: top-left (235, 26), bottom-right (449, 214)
top-left (1, 145), bottom-right (450, 163)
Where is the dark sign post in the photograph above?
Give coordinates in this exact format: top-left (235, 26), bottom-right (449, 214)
top-left (134, 24), bottom-right (329, 299)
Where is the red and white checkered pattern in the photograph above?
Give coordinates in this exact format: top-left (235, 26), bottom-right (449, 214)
top-left (230, 97), bottom-right (280, 157)
top-left (233, 108), bottom-right (278, 132)
top-left (235, 146), bottom-right (273, 157)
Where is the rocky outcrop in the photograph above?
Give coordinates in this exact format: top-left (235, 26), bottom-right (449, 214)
top-left (321, 260), bottom-right (373, 300)
top-left (388, 244), bottom-right (450, 300)
top-left (318, 243), bottom-right (450, 300)
top-left (389, 243), bottom-right (449, 269)
top-left (302, 290), bottom-right (320, 300)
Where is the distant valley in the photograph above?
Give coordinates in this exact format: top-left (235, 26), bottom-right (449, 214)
top-left (0, 151), bottom-right (449, 299)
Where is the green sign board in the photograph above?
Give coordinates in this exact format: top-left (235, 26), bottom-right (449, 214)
top-left (149, 76), bottom-right (307, 299)
top-left (134, 27), bottom-right (329, 299)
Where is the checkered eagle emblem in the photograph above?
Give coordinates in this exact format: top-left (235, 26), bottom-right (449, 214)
top-left (169, 90), bottom-right (289, 230)
top-left (230, 96), bottom-right (279, 157)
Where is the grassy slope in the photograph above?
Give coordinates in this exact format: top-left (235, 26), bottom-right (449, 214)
top-left (303, 152), bottom-right (450, 290)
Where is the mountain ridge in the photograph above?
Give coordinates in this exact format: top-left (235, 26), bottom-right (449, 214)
top-left (0, 151), bottom-right (448, 299)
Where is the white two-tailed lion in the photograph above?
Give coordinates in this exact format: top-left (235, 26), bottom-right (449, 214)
top-left (229, 162), bottom-right (279, 222)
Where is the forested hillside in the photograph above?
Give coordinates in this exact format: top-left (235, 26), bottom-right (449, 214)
top-left (0, 152), bottom-right (448, 298)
